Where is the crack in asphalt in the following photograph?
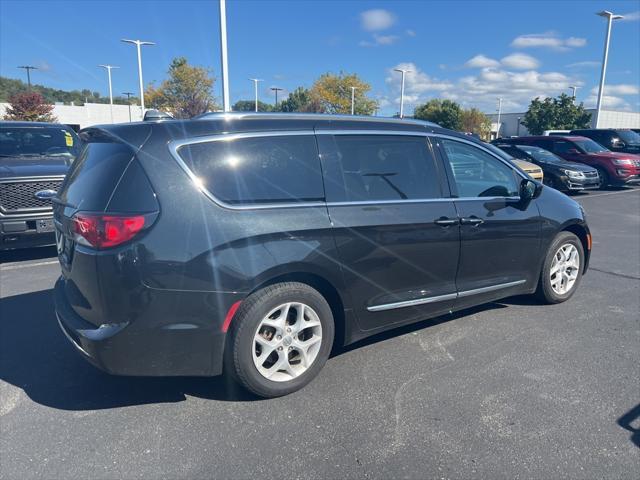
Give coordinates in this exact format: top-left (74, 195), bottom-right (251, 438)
top-left (589, 267), bottom-right (640, 281)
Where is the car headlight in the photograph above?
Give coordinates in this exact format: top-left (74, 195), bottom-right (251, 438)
top-left (564, 169), bottom-right (586, 179)
top-left (612, 159), bottom-right (633, 165)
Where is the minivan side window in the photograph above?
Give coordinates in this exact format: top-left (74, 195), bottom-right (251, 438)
top-left (319, 135), bottom-right (441, 202)
top-left (551, 140), bottom-right (575, 154)
top-left (440, 139), bottom-right (519, 198)
top-left (177, 134), bottom-right (324, 205)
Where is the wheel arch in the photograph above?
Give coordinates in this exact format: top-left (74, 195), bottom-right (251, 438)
top-left (561, 222), bottom-right (591, 273)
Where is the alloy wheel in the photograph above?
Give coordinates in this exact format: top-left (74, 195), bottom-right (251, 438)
top-left (550, 243), bottom-right (580, 295)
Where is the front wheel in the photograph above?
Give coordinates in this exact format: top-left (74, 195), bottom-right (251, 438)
top-left (227, 282), bottom-right (335, 398)
top-left (595, 167), bottom-right (610, 189)
top-left (535, 232), bottom-right (584, 304)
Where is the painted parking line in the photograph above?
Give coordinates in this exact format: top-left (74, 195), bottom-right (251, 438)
top-left (577, 188), bottom-right (640, 200)
top-left (0, 260), bottom-right (59, 271)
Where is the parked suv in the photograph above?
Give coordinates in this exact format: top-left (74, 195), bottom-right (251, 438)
top-left (493, 143), bottom-right (599, 192)
top-left (498, 135), bottom-right (640, 187)
top-left (1, 121), bottom-right (81, 250)
top-left (54, 114), bottom-right (591, 397)
top-left (569, 129), bottom-right (640, 154)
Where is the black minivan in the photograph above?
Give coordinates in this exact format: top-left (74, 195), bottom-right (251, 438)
top-left (54, 113), bottom-right (590, 397)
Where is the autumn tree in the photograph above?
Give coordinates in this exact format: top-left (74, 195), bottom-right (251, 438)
top-left (3, 92), bottom-right (57, 122)
top-left (460, 108), bottom-right (492, 139)
top-left (145, 57), bottom-right (217, 118)
top-left (413, 99), bottom-right (462, 130)
top-left (522, 93), bottom-right (591, 135)
top-left (309, 73), bottom-right (377, 115)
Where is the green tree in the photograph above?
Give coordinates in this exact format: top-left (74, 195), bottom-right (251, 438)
top-left (232, 99), bottom-right (273, 112)
top-left (460, 107), bottom-right (492, 139)
top-left (3, 91), bottom-right (57, 122)
top-left (310, 73), bottom-right (377, 115)
top-left (522, 93), bottom-right (591, 135)
top-left (278, 87), bottom-right (324, 112)
top-left (145, 57), bottom-right (217, 118)
top-left (413, 99), bottom-right (462, 130)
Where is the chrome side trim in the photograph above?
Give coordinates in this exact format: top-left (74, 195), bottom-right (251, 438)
top-left (456, 279), bottom-right (527, 298)
top-left (168, 131), bottom-right (324, 211)
top-left (367, 279), bottom-right (527, 312)
top-left (367, 292), bottom-right (458, 312)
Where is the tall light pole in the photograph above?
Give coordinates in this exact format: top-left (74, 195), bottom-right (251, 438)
top-left (595, 10), bottom-right (624, 128)
top-left (393, 68), bottom-right (410, 118)
top-left (121, 39), bottom-right (155, 114)
top-left (249, 78), bottom-right (263, 112)
top-left (271, 87), bottom-right (283, 109)
top-left (99, 64), bottom-right (119, 123)
top-left (350, 86), bottom-right (357, 115)
top-left (516, 116), bottom-right (521, 136)
top-left (18, 66), bottom-right (37, 90)
top-left (569, 85), bottom-right (580, 102)
top-left (122, 91), bottom-right (134, 122)
top-left (219, 0), bottom-right (230, 112)
top-left (496, 97), bottom-right (503, 139)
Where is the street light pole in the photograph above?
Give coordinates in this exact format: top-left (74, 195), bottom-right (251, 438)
top-left (99, 64), bottom-right (119, 123)
top-left (393, 68), bottom-right (410, 118)
top-left (350, 86), bottom-right (357, 115)
top-left (271, 87), bottom-right (283, 109)
top-left (569, 85), bottom-right (579, 101)
top-left (121, 39), bottom-right (155, 114)
top-left (18, 66), bottom-right (38, 90)
top-left (219, 0), bottom-right (230, 112)
top-left (595, 10), bottom-right (624, 128)
top-left (249, 78), bottom-right (263, 112)
top-left (122, 92), bottom-right (134, 122)
top-left (496, 97), bottom-right (503, 139)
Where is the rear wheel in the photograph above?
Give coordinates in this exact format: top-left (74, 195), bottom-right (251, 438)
top-left (536, 232), bottom-right (584, 304)
top-left (227, 282), bottom-right (334, 398)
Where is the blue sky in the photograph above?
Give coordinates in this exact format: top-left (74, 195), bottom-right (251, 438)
top-left (1, 0), bottom-right (639, 115)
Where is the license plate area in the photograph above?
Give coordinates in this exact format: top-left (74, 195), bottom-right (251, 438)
top-left (36, 218), bottom-right (55, 233)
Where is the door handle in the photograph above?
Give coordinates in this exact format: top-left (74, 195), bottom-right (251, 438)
top-left (434, 217), bottom-right (459, 226)
top-left (460, 216), bottom-right (484, 226)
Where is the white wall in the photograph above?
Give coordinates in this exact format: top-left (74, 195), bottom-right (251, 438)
top-left (0, 102), bottom-right (143, 129)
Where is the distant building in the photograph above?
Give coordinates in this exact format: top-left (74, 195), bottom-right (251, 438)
top-left (487, 109), bottom-right (640, 139)
top-left (0, 102), bottom-right (143, 130)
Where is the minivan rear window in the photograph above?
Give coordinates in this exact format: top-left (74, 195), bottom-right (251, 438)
top-left (177, 134), bottom-right (324, 205)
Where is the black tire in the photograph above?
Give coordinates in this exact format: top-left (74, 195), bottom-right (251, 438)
top-left (226, 282), bottom-right (335, 398)
top-left (543, 176), bottom-right (558, 190)
top-left (535, 231), bottom-right (584, 304)
top-left (595, 167), bottom-right (609, 189)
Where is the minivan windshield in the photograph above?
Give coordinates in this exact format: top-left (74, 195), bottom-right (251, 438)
top-left (0, 126), bottom-right (81, 160)
top-left (573, 138), bottom-right (609, 154)
top-left (517, 145), bottom-right (566, 164)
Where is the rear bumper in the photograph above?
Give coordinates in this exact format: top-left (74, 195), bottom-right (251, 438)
top-left (54, 276), bottom-right (233, 376)
top-left (1, 215), bottom-right (55, 250)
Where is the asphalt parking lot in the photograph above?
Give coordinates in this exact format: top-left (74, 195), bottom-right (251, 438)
top-left (1, 187), bottom-right (639, 479)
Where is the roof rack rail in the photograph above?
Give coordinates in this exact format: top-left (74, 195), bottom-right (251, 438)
top-left (194, 111), bottom-right (440, 127)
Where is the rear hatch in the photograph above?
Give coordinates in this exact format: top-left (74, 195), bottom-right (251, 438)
top-left (54, 126), bottom-right (159, 326)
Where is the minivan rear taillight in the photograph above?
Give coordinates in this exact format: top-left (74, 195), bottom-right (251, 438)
top-left (72, 213), bottom-right (146, 249)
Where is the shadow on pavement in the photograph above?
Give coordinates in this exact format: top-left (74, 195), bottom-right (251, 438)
top-left (0, 288), bottom-right (515, 410)
top-left (617, 403), bottom-right (640, 448)
top-left (0, 246), bottom-right (57, 264)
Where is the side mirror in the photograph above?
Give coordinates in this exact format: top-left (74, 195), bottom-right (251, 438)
top-left (614, 140), bottom-right (626, 148)
top-left (520, 179), bottom-right (541, 201)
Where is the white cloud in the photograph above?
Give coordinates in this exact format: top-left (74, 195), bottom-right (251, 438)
top-left (500, 53), bottom-right (540, 69)
top-left (511, 32), bottom-right (587, 51)
top-left (619, 11), bottom-right (640, 22)
top-left (584, 94), bottom-right (631, 110)
top-left (360, 9), bottom-right (396, 31)
top-left (359, 33), bottom-right (400, 47)
top-left (589, 84), bottom-right (640, 96)
top-left (464, 54), bottom-right (500, 68)
top-left (406, 29), bottom-right (416, 37)
top-left (566, 61), bottom-right (600, 68)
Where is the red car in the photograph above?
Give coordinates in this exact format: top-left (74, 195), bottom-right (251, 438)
top-left (498, 135), bottom-right (640, 187)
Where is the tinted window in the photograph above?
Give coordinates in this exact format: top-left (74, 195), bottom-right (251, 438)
top-left (320, 135), bottom-right (441, 202)
top-left (0, 126), bottom-right (81, 160)
top-left (178, 135), bottom-right (323, 205)
top-left (441, 139), bottom-right (519, 198)
top-left (551, 140), bottom-right (576, 155)
top-left (517, 145), bottom-right (565, 164)
top-left (572, 138), bottom-right (608, 153)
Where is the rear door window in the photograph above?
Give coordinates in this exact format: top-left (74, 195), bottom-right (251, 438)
top-left (318, 134), bottom-right (441, 202)
top-left (177, 134), bottom-right (323, 205)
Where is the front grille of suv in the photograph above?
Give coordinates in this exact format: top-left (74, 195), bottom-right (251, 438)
top-left (0, 179), bottom-right (62, 214)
